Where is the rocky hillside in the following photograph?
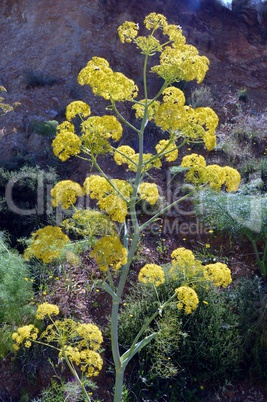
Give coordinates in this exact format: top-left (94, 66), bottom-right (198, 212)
top-left (0, 0), bottom-right (267, 166)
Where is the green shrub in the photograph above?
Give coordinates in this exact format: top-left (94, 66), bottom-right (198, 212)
top-left (0, 165), bottom-right (58, 248)
top-left (0, 235), bottom-right (34, 357)
top-left (118, 269), bottom-right (241, 401)
top-left (195, 187), bottom-right (267, 277)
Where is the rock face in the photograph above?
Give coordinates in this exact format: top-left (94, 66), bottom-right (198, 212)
top-left (0, 0), bottom-right (267, 164)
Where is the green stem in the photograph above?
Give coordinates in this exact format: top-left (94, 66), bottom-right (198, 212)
top-left (63, 351), bottom-right (91, 402)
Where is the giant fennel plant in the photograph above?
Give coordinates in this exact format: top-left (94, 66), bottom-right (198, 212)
top-left (14, 13), bottom-right (241, 401)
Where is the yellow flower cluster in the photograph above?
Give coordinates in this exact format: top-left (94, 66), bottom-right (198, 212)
top-left (81, 115), bottom-right (123, 155)
top-left (114, 146), bottom-right (162, 172)
top-left (181, 154), bottom-right (241, 191)
top-left (138, 263), bottom-right (165, 287)
top-left (62, 209), bottom-right (117, 239)
top-left (175, 286), bottom-right (199, 314)
top-left (76, 323), bottom-right (103, 351)
top-left (12, 324), bottom-right (39, 350)
top-left (61, 346), bottom-right (103, 377)
top-left (90, 236), bottom-right (127, 271)
top-left (117, 21), bottom-right (139, 43)
top-left (154, 102), bottom-right (218, 150)
top-left (36, 303), bottom-right (60, 320)
top-left (65, 101), bottom-right (91, 121)
top-left (152, 44), bottom-right (209, 84)
top-left (78, 57), bottom-right (138, 101)
top-left (170, 247), bottom-right (201, 278)
top-left (144, 13), bottom-right (168, 30)
top-left (24, 226), bottom-right (70, 263)
top-left (155, 139), bottom-right (178, 162)
top-left (135, 36), bottom-right (162, 55)
top-left (51, 180), bottom-right (84, 209)
top-left (84, 175), bottom-right (132, 222)
top-left (138, 182), bottom-right (159, 205)
top-left (132, 99), bottom-right (160, 121)
top-left (52, 122), bottom-right (81, 162)
top-left (203, 262), bottom-right (232, 288)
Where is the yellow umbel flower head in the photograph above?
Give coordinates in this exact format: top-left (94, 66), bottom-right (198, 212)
top-left (52, 121), bottom-right (81, 161)
top-left (181, 153), bottom-right (207, 185)
top-left (51, 180), bottom-right (84, 209)
top-left (117, 21), bottom-right (139, 43)
top-left (132, 99), bottom-right (160, 121)
top-left (24, 226), bottom-right (70, 263)
top-left (170, 247), bottom-right (202, 278)
top-left (81, 115), bottom-right (123, 155)
top-left (138, 264), bottom-right (165, 287)
top-left (90, 236), bottom-right (127, 271)
top-left (144, 13), bottom-right (168, 30)
top-left (138, 182), bottom-right (159, 205)
top-left (65, 101), bottom-right (91, 121)
top-left (76, 323), bottom-right (103, 351)
top-left (84, 175), bottom-right (132, 222)
top-left (36, 303), bottom-right (60, 320)
top-left (155, 139), bottom-right (178, 162)
top-left (203, 262), bottom-right (232, 288)
top-left (12, 324), bottom-right (39, 350)
top-left (175, 286), bottom-right (199, 314)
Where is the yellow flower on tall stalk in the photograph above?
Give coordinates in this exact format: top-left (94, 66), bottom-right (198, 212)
top-left (65, 101), bottom-right (91, 121)
top-left (155, 139), bottom-right (178, 162)
top-left (52, 131), bottom-right (82, 162)
top-left (90, 236), bottom-right (127, 271)
top-left (138, 264), bottom-right (165, 287)
top-left (175, 286), bottom-right (199, 314)
top-left (84, 175), bottom-right (132, 222)
top-left (81, 115), bottom-right (123, 155)
top-left (12, 324), bottom-right (39, 350)
top-left (132, 99), bottom-right (160, 121)
top-left (181, 153), bottom-right (207, 185)
top-left (24, 226), bottom-right (70, 263)
top-left (36, 303), bottom-right (60, 320)
top-left (117, 21), bottom-right (139, 43)
top-left (138, 182), bottom-right (159, 205)
top-left (51, 180), bottom-right (84, 209)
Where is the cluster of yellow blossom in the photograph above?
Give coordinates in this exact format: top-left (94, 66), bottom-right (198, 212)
top-left (60, 346), bottom-right (103, 377)
top-left (138, 263), bottom-right (165, 286)
top-left (155, 139), bottom-right (178, 162)
top-left (24, 226), bottom-right (70, 263)
top-left (12, 304), bottom-right (104, 378)
top-left (78, 57), bottom-right (138, 102)
top-left (175, 286), bottom-right (199, 315)
top-left (114, 145), bottom-right (162, 172)
top-left (51, 180), bottom-right (84, 209)
top-left (36, 302), bottom-right (60, 320)
top-left (81, 115), bottom-right (123, 155)
top-left (65, 101), bottom-right (91, 121)
top-left (138, 182), bottom-right (159, 205)
top-left (202, 262), bottom-right (232, 288)
top-left (117, 21), bottom-right (139, 43)
top-left (154, 101), bottom-right (218, 151)
top-left (84, 175), bottom-right (132, 222)
top-left (181, 153), bottom-right (241, 191)
top-left (132, 99), bottom-right (160, 121)
top-left (170, 247), bottom-right (202, 278)
top-left (12, 324), bottom-right (39, 350)
top-left (62, 209), bottom-right (117, 239)
top-left (90, 236), bottom-right (127, 271)
top-left (52, 122), bottom-right (81, 162)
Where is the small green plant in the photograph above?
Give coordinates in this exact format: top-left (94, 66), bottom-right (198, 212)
top-left (195, 186), bottom-right (267, 277)
top-left (189, 84), bottom-right (214, 108)
top-left (0, 235), bottom-right (34, 357)
top-left (237, 87), bottom-right (248, 102)
top-left (29, 119), bottom-right (58, 138)
top-left (0, 85), bottom-right (13, 116)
